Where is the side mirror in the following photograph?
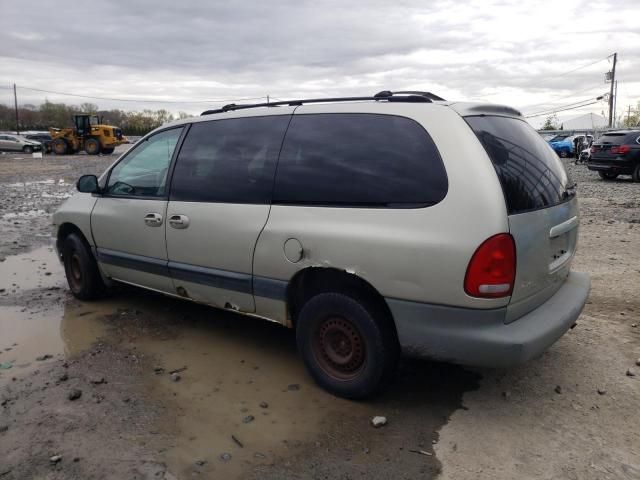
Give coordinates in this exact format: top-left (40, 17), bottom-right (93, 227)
top-left (77, 174), bottom-right (100, 194)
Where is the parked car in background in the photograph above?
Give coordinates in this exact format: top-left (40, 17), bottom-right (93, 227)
top-left (587, 130), bottom-right (640, 181)
top-left (547, 134), bottom-right (575, 157)
top-left (25, 133), bottom-right (52, 153)
top-left (0, 134), bottom-right (43, 153)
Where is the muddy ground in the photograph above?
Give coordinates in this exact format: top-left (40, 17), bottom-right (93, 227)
top-left (0, 150), bottom-right (639, 480)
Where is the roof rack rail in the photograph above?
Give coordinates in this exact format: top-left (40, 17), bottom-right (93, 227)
top-left (201, 90), bottom-right (445, 116)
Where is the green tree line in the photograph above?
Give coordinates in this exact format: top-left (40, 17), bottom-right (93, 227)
top-left (0, 100), bottom-right (191, 136)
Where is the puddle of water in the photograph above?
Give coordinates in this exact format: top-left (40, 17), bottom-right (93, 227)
top-left (91, 295), bottom-right (377, 478)
top-left (0, 246), bottom-right (107, 385)
top-left (0, 245), bottom-right (478, 479)
top-left (0, 246), bottom-right (63, 292)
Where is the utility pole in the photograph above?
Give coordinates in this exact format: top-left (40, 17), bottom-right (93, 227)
top-left (13, 83), bottom-right (19, 135)
top-left (613, 80), bottom-right (618, 127)
top-left (628, 105), bottom-right (632, 127)
top-left (608, 52), bottom-right (617, 128)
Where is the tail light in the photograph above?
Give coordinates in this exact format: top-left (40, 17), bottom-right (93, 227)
top-left (464, 233), bottom-right (516, 298)
top-left (610, 145), bottom-right (631, 155)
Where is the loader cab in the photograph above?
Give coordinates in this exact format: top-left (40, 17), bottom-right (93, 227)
top-left (74, 114), bottom-right (100, 136)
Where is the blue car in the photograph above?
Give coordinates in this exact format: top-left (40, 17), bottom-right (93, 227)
top-left (547, 134), bottom-right (575, 158)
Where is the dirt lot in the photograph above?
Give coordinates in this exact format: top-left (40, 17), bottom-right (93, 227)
top-left (0, 151), bottom-right (639, 480)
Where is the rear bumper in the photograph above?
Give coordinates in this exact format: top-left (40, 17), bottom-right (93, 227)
top-left (587, 159), bottom-right (633, 174)
top-left (388, 271), bottom-right (591, 368)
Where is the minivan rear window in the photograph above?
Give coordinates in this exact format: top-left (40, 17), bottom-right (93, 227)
top-left (273, 113), bottom-right (447, 207)
top-left (466, 116), bottom-right (573, 215)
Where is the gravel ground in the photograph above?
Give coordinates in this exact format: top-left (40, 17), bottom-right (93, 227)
top-left (0, 151), bottom-right (117, 259)
top-left (0, 152), bottom-right (638, 479)
top-left (435, 164), bottom-right (640, 480)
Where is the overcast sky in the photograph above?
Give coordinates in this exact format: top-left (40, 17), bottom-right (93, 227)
top-left (1, 0), bottom-right (638, 127)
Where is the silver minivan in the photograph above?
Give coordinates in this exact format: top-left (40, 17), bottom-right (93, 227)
top-left (53, 91), bottom-right (590, 398)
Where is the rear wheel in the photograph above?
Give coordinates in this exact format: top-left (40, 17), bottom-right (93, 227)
top-left (633, 164), bottom-right (640, 182)
top-left (100, 147), bottom-right (115, 155)
top-left (85, 138), bottom-right (100, 155)
top-left (296, 292), bottom-right (399, 399)
top-left (53, 138), bottom-right (68, 155)
top-left (599, 171), bottom-right (619, 181)
top-left (22, 145), bottom-right (34, 154)
top-left (62, 233), bottom-right (105, 300)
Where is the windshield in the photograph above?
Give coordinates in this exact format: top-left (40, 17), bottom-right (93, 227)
top-left (549, 135), bottom-right (570, 142)
top-left (89, 115), bottom-right (100, 125)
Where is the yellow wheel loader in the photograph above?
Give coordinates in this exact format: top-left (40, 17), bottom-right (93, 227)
top-left (49, 114), bottom-right (127, 155)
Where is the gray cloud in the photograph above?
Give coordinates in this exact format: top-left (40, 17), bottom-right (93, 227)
top-left (1, 0), bottom-right (638, 126)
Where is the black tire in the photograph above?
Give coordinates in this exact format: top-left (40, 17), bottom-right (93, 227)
top-left (599, 171), bottom-right (619, 181)
top-left (62, 233), bottom-right (105, 300)
top-left (296, 292), bottom-right (399, 399)
top-left (53, 138), bottom-right (68, 155)
top-left (100, 147), bottom-right (115, 155)
top-left (22, 145), bottom-right (34, 154)
top-left (633, 164), bottom-right (640, 183)
top-left (85, 138), bottom-right (100, 155)
top-left (559, 150), bottom-right (568, 158)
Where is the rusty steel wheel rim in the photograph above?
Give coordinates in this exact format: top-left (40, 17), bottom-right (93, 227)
top-left (68, 253), bottom-right (83, 291)
top-left (312, 316), bottom-right (366, 380)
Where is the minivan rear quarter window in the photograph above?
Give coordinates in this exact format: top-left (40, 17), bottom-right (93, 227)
top-left (466, 116), bottom-right (572, 215)
top-left (273, 113), bottom-right (447, 207)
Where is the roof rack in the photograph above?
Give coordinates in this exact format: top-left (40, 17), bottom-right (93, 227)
top-left (200, 90), bottom-right (445, 115)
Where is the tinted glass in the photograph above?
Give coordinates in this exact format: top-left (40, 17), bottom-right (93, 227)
top-left (170, 116), bottom-right (290, 203)
top-left (597, 132), bottom-right (639, 145)
top-left (106, 127), bottom-right (183, 197)
top-left (273, 114), bottom-right (447, 207)
top-left (466, 116), bottom-right (573, 215)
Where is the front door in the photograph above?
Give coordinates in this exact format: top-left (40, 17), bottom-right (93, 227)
top-left (165, 113), bottom-right (292, 311)
top-left (91, 127), bottom-right (184, 293)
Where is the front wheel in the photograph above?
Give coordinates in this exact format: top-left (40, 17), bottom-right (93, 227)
top-left (599, 171), bottom-right (619, 181)
top-left (296, 292), bottom-right (399, 399)
top-left (62, 233), bottom-right (105, 300)
top-left (559, 150), bottom-right (569, 158)
top-left (22, 145), bottom-right (34, 154)
top-left (85, 138), bottom-right (101, 155)
top-left (633, 164), bottom-right (640, 183)
top-left (53, 138), bottom-right (68, 155)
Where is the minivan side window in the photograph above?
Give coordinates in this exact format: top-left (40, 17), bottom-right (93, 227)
top-left (106, 127), bottom-right (183, 197)
top-left (170, 115), bottom-right (290, 204)
top-left (272, 114), bottom-right (448, 207)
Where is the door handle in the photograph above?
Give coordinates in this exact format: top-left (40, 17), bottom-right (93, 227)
top-left (169, 214), bottom-right (190, 229)
top-left (144, 212), bottom-right (163, 227)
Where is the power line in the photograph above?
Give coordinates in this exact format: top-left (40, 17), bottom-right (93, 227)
top-left (13, 84), bottom-right (267, 105)
top-left (522, 56), bottom-right (610, 91)
top-left (520, 84), bottom-right (604, 111)
top-left (524, 97), bottom-right (605, 118)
